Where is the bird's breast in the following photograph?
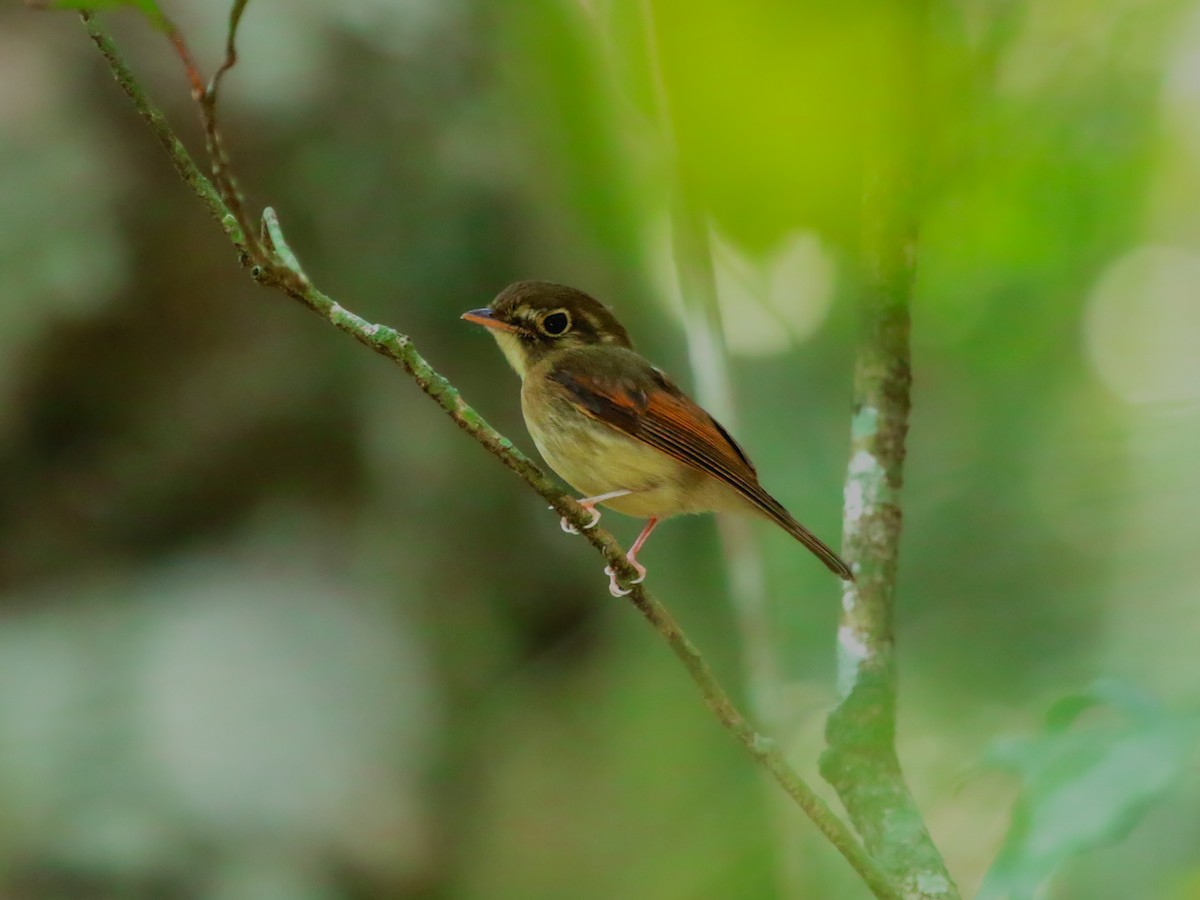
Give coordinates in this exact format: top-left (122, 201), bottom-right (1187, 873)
top-left (520, 377), bottom-right (735, 519)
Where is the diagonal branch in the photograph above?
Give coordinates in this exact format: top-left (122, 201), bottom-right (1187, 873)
top-left (80, 13), bottom-right (251, 257)
top-left (75, 12), bottom-right (902, 900)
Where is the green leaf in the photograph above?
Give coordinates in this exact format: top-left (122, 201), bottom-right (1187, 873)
top-left (978, 681), bottom-right (1199, 900)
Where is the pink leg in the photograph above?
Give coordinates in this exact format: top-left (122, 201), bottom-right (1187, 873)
top-left (559, 489), bottom-right (633, 534)
top-left (625, 516), bottom-right (659, 582)
top-left (605, 517), bottom-right (660, 597)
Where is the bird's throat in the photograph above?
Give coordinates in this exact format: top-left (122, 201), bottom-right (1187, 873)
top-left (490, 331), bottom-right (529, 380)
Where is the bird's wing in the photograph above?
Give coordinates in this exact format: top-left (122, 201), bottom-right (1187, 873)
top-left (546, 364), bottom-right (762, 496)
top-left (546, 361), bottom-right (853, 580)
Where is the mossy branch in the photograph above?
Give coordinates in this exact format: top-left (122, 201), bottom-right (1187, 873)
top-left (819, 5), bottom-right (960, 899)
top-left (72, 10), bottom-right (901, 900)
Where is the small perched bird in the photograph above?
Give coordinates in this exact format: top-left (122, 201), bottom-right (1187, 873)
top-left (463, 281), bottom-right (852, 596)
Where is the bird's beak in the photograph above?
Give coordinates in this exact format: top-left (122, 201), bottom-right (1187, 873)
top-left (461, 308), bottom-right (521, 334)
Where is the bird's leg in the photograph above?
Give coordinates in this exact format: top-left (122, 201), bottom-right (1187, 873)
top-left (623, 516), bottom-right (659, 583)
top-left (605, 516), bottom-right (660, 597)
top-left (557, 489), bottom-right (633, 534)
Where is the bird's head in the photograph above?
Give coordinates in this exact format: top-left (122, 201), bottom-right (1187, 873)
top-left (462, 280), bottom-right (633, 378)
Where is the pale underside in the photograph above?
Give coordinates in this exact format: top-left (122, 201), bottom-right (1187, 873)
top-left (526, 397), bottom-right (752, 518)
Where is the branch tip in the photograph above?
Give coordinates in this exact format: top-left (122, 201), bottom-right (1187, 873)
top-left (259, 207), bottom-right (308, 282)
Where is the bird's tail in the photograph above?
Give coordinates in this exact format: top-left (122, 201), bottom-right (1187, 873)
top-left (751, 490), bottom-right (854, 581)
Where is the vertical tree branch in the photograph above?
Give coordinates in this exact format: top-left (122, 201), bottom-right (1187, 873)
top-left (819, 7), bottom-right (959, 900)
top-left (671, 179), bottom-right (810, 898)
top-left (640, 0), bottom-right (784, 727)
top-left (640, 5), bottom-right (805, 893)
top-left (669, 190), bottom-right (782, 728)
top-left (643, 6), bottom-right (783, 728)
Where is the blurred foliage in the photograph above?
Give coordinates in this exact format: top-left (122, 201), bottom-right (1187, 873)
top-left (980, 681), bottom-right (1199, 899)
top-left (32, 0), bottom-right (169, 33)
top-left (1, 0), bottom-right (1199, 897)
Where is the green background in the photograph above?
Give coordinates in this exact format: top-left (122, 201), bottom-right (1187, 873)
top-left (1, 0), bottom-right (1198, 897)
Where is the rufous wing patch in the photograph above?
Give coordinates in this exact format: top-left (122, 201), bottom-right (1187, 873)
top-left (547, 367), bottom-right (762, 501)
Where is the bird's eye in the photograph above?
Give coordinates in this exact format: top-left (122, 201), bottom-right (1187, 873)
top-left (539, 310), bottom-right (571, 336)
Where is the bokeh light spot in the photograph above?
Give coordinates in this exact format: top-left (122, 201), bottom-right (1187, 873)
top-left (1084, 245), bottom-right (1200, 404)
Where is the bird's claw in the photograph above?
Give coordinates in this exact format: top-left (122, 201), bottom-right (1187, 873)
top-left (554, 505), bottom-right (601, 534)
top-left (604, 565), bottom-right (633, 597)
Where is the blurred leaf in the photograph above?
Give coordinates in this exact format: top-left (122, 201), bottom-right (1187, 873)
top-left (29, 0), bottom-right (167, 32)
top-left (497, 0), bottom-right (648, 271)
top-left (979, 681), bottom-right (1200, 900)
top-left (1168, 868), bottom-right (1200, 900)
top-left (636, 0), bottom-right (963, 251)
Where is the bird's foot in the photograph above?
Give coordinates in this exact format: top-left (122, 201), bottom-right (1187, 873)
top-left (626, 557), bottom-right (647, 584)
top-left (604, 566), bottom-right (632, 597)
top-left (554, 490), bottom-right (632, 535)
top-left (604, 552), bottom-right (647, 597)
top-left (557, 506), bottom-right (601, 534)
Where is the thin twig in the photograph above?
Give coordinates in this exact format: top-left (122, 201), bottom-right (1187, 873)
top-left (81, 11), bottom-right (252, 258)
top-left (74, 12), bottom-right (902, 900)
top-left (165, 24), bottom-right (204, 100)
top-left (141, 1), bottom-right (259, 262)
top-left (208, 0), bottom-right (250, 99)
top-left (260, 207), bottom-right (309, 282)
top-left (198, 0), bottom-right (254, 249)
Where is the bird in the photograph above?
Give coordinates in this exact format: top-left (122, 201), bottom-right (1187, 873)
top-left (462, 280), bottom-right (853, 596)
